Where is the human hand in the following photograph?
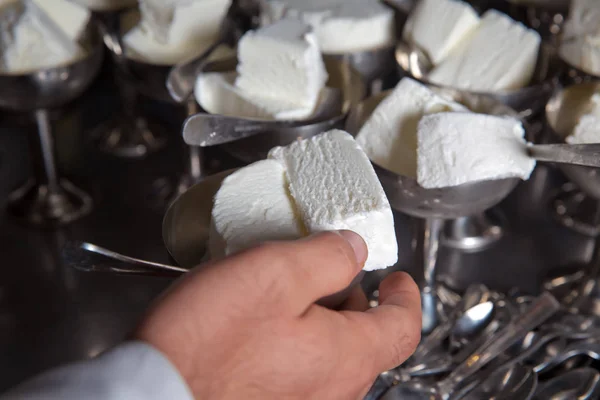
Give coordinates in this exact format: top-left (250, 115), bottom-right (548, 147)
top-left (135, 231), bottom-right (421, 400)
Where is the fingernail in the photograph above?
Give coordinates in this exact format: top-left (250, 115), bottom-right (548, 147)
top-left (338, 230), bottom-right (368, 265)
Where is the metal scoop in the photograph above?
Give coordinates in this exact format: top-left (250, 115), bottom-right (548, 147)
top-left (182, 87), bottom-right (344, 147)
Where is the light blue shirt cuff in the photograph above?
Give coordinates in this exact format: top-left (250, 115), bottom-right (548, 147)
top-left (1, 341), bottom-right (194, 400)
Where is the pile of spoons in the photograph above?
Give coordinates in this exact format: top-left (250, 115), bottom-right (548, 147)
top-left (366, 284), bottom-right (600, 400)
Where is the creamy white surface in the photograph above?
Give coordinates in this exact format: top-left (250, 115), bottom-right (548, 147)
top-left (356, 77), bottom-right (467, 178)
top-left (235, 19), bottom-right (327, 118)
top-left (417, 112), bottom-right (535, 188)
top-left (0, 1), bottom-right (86, 73)
top-left (195, 71), bottom-right (316, 120)
top-left (403, 0), bottom-right (480, 65)
top-left (123, 0), bottom-right (231, 65)
top-left (261, 0), bottom-right (395, 54)
top-left (562, 0), bottom-right (600, 40)
top-left (429, 10), bottom-right (540, 91)
top-left (269, 130), bottom-right (398, 271)
top-left (566, 95), bottom-right (600, 144)
top-left (560, 34), bottom-right (600, 76)
top-left (69, 0), bottom-right (136, 11)
top-left (559, 0), bottom-right (600, 74)
top-left (32, 0), bottom-right (90, 42)
top-left (209, 159), bottom-right (304, 259)
top-left (567, 114), bottom-right (600, 144)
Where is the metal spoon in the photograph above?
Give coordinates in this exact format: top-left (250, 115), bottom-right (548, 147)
top-left (498, 331), bottom-right (567, 372)
top-left (61, 241), bottom-right (187, 276)
top-left (534, 368), bottom-right (600, 400)
top-left (182, 87), bottom-right (344, 147)
top-left (404, 301), bottom-right (496, 378)
top-left (528, 144), bottom-right (600, 168)
top-left (537, 341), bottom-right (600, 375)
top-left (381, 292), bottom-right (560, 400)
top-left (411, 284), bottom-right (493, 362)
top-left (546, 313), bottom-right (600, 340)
top-left (166, 0), bottom-right (259, 103)
top-left (456, 364), bottom-right (538, 400)
top-left (394, 41), bottom-right (433, 80)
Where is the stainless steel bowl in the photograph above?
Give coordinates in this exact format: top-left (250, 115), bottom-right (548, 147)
top-left (545, 82), bottom-right (600, 200)
top-left (346, 89), bottom-right (521, 219)
top-left (395, 40), bottom-right (559, 118)
top-left (325, 46), bottom-right (396, 92)
top-left (0, 23), bottom-right (104, 111)
top-left (199, 57), bottom-right (367, 163)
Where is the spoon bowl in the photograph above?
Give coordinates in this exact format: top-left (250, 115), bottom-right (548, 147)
top-left (459, 364), bottom-right (538, 400)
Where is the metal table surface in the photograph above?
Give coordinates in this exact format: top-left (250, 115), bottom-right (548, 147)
top-left (0, 65), bottom-right (595, 392)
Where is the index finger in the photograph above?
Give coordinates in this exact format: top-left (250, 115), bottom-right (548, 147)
top-left (217, 230), bottom-right (368, 315)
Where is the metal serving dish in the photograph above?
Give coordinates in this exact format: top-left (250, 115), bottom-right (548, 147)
top-left (395, 40), bottom-right (559, 118)
top-left (545, 82), bottom-right (600, 200)
top-left (345, 87), bottom-right (522, 219)
top-left (196, 57), bottom-right (367, 163)
top-left (0, 21), bottom-right (104, 111)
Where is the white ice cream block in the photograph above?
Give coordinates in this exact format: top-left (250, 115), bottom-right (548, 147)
top-left (403, 0), bottom-right (480, 65)
top-left (417, 112), bottom-right (536, 188)
top-left (581, 35), bottom-right (600, 76)
top-left (567, 114), bottom-right (600, 144)
top-left (195, 72), bottom-right (315, 120)
top-left (355, 77), bottom-right (467, 179)
top-left (562, 0), bottom-right (600, 40)
top-left (269, 130), bottom-right (398, 271)
top-left (0, 2), bottom-right (83, 73)
top-left (209, 159), bottom-right (305, 259)
top-left (123, 0), bottom-right (231, 65)
top-left (235, 19), bottom-right (328, 114)
top-left (31, 0), bottom-right (90, 42)
top-left (429, 10), bottom-right (541, 92)
top-left (261, 0), bottom-right (395, 54)
top-left (195, 72), bottom-right (273, 119)
top-left (560, 34), bottom-right (600, 76)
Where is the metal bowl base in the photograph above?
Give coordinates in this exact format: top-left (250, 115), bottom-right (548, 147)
top-left (7, 179), bottom-right (93, 227)
top-left (442, 210), bottom-right (507, 252)
top-left (551, 184), bottom-right (600, 237)
top-left (92, 115), bottom-right (168, 158)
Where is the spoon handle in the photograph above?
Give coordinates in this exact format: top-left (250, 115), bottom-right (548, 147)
top-left (167, 39), bottom-right (224, 103)
top-left (183, 113), bottom-right (344, 147)
top-left (62, 241), bottom-right (188, 276)
top-left (439, 292), bottom-right (560, 395)
top-left (529, 144), bottom-right (600, 168)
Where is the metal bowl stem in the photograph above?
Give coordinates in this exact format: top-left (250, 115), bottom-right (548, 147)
top-left (168, 100), bottom-right (205, 207)
top-left (91, 10), bottom-right (170, 158)
top-left (0, 23), bottom-right (104, 226)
